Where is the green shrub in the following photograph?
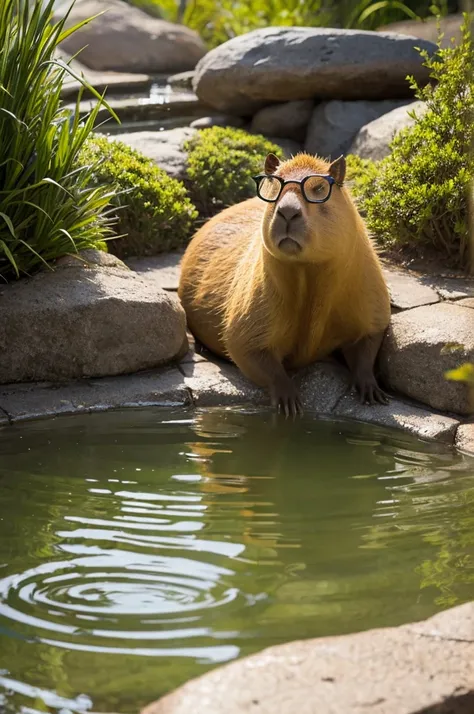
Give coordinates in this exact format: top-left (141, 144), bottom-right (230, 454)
top-left (184, 127), bottom-right (281, 215)
top-left (0, 0), bottom-right (119, 282)
top-left (79, 135), bottom-right (198, 259)
top-left (347, 15), bottom-right (473, 270)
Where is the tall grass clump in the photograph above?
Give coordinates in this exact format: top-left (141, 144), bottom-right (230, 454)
top-left (0, 0), bottom-right (118, 281)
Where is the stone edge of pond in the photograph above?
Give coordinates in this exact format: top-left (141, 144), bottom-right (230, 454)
top-left (0, 359), bottom-right (469, 456)
top-left (139, 600), bottom-right (474, 714)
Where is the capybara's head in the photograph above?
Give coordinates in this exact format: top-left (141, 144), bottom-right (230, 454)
top-left (256, 152), bottom-right (354, 263)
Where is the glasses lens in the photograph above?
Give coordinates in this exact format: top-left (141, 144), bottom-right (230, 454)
top-left (258, 176), bottom-right (281, 201)
top-left (303, 176), bottom-right (330, 202)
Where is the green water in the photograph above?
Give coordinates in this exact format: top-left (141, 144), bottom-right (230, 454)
top-left (0, 408), bottom-right (474, 714)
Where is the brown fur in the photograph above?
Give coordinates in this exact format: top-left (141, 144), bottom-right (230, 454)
top-left (178, 152), bottom-right (391, 412)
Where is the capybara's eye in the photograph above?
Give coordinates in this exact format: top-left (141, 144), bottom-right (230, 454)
top-left (304, 176), bottom-right (330, 202)
top-left (259, 176), bottom-right (281, 201)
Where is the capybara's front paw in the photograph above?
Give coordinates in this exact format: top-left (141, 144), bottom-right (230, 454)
top-left (270, 376), bottom-right (303, 418)
top-left (352, 374), bottom-right (389, 406)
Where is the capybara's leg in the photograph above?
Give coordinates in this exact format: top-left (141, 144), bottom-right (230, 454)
top-left (342, 331), bottom-right (389, 405)
top-left (228, 344), bottom-right (303, 418)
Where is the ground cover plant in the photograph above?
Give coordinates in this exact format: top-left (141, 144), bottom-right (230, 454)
top-left (184, 127), bottom-right (281, 215)
top-left (0, 0), bottom-right (118, 281)
top-left (79, 135), bottom-right (198, 259)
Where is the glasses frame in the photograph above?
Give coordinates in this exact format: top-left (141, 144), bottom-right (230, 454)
top-left (252, 173), bottom-right (340, 204)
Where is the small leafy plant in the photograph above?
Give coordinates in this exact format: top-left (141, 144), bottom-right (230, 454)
top-left (184, 127), bottom-right (281, 215)
top-left (348, 14), bottom-right (474, 270)
top-left (0, 0), bottom-right (119, 281)
top-left (79, 135), bottom-right (198, 259)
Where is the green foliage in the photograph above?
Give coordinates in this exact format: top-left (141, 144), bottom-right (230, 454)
top-left (0, 0), bottom-right (120, 282)
top-left (184, 127), bottom-right (281, 215)
top-left (79, 135), bottom-right (198, 259)
top-left (125, 0), bottom-right (452, 48)
top-left (348, 14), bottom-right (474, 270)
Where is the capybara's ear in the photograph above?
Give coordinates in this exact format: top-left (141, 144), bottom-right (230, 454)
top-left (264, 153), bottom-right (280, 175)
top-left (328, 155), bottom-right (346, 186)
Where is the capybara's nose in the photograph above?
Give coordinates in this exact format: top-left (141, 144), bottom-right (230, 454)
top-left (276, 197), bottom-right (302, 224)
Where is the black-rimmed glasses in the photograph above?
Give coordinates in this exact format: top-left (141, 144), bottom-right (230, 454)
top-left (253, 174), bottom-right (338, 204)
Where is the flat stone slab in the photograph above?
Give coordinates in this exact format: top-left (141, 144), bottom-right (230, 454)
top-left (459, 298), bottom-right (474, 309)
top-left (60, 69), bottom-right (152, 100)
top-left (0, 368), bottom-right (188, 423)
top-left (193, 27), bottom-right (437, 114)
top-left (333, 392), bottom-right (459, 442)
top-left (383, 266), bottom-right (439, 310)
top-left (142, 601), bottom-right (474, 714)
top-left (180, 360), bottom-right (267, 407)
top-left (456, 423), bottom-right (474, 455)
top-left (426, 276), bottom-right (474, 301)
top-left (380, 303), bottom-right (474, 415)
top-left (65, 93), bottom-right (207, 128)
top-left (126, 253), bottom-right (183, 291)
top-left (111, 128), bottom-right (196, 181)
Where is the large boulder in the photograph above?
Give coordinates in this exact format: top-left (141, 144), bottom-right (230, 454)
top-left (380, 303), bottom-right (474, 416)
top-left (55, 0), bottom-right (206, 74)
top-left (0, 252), bottom-right (187, 383)
top-left (193, 27), bottom-right (437, 115)
top-left (250, 100), bottom-right (314, 142)
top-left (378, 13), bottom-right (464, 49)
top-left (305, 99), bottom-right (408, 159)
top-left (141, 602), bottom-right (474, 714)
top-left (349, 100), bottom-right (427, 161)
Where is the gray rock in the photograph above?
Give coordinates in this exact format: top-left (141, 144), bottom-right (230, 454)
top-left (125, 252), bottom-right (183, 291)
top-left (455, 423), bottom-right (474, 455)
top-left (193, 27), bottom-right (437, 114)
top-left (0, 368), bottom-right (188, 422)
top-left (266, 137), bottom-right (303, 159)
top-left (382, 266), bottom-right (439, 310)
top-left (297, 361), bottom-right (348, 413)
top-left (168, 71), bottom-right (195, 91)
top-left (333, 393), bottom-right (459, 443)
top-left (427, 276), bottom-right (474, 301)
top-left (111, 128), bottom-right (196, 180)
top-left (380, 303), bottom-right (474, 415)
top-left (306, 99), bottom-right (409, 159)
top-left (181, 360), bottom-right (267, 407)
top-left (251, 100), bottom-right (314, 142)
top-left (55, 248), bottom-right (129, 271)
top-left (378, 13), bottom-right (464, 49)
top-left (0, 266), bottom-right (187, 383)
top-left (141, 602), bottom-right (474, 714)
top-left (190, 115), bottom-right (246, 129)
top-left (55, 0), bottom-right (206, 74)
top-left (349, 100), bottom-right (427, 161)
top-left (66, 92), bottom-right (205, 127)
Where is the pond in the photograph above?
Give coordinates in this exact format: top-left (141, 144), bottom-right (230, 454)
top-left (0, 407), bottom-right (473, 714)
